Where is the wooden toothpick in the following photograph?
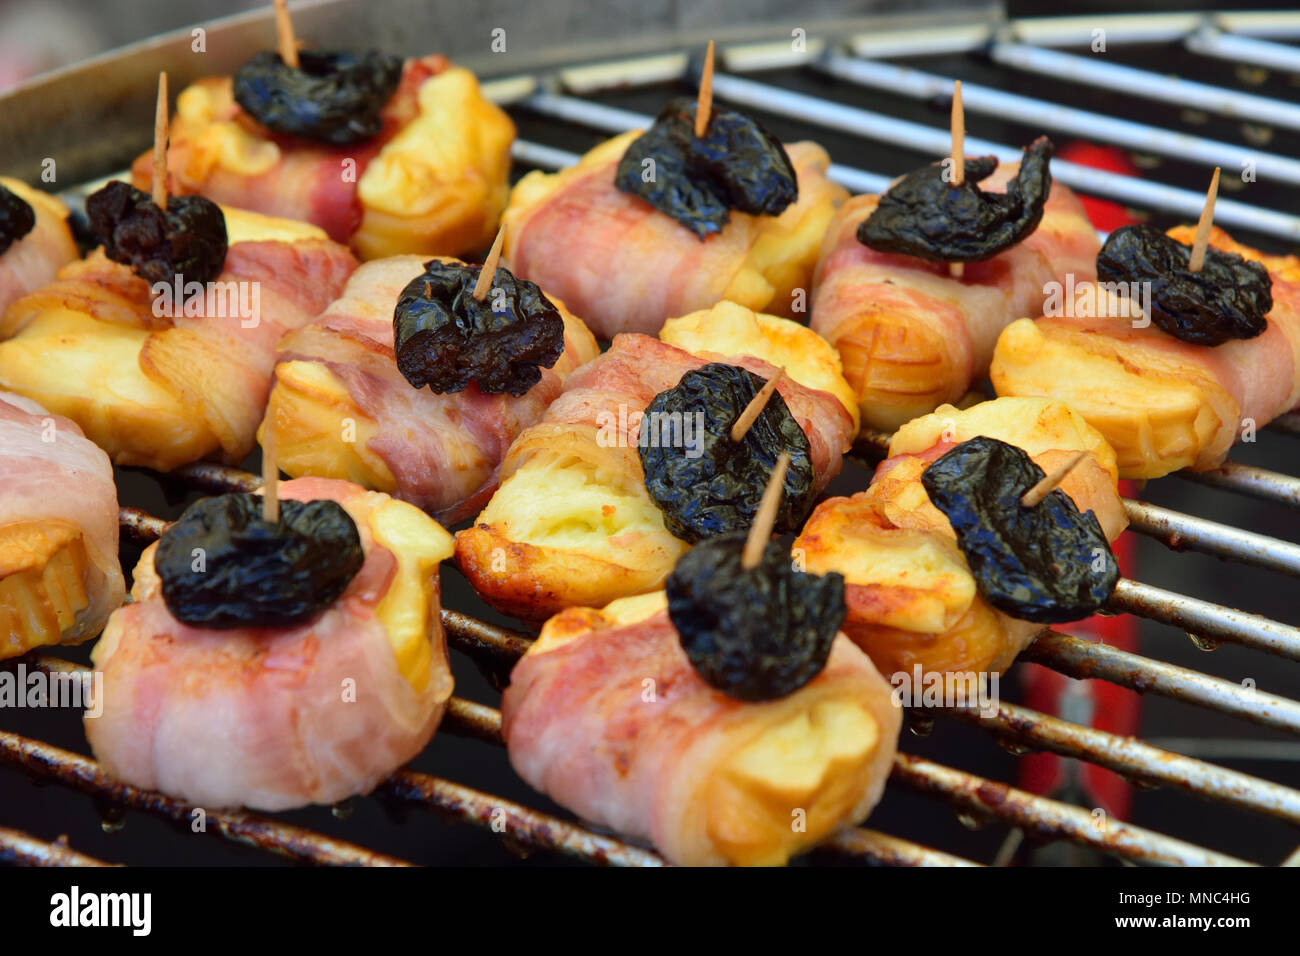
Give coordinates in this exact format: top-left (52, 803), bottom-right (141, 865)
top-left (694, 40), bottom-right (715, 138)
top-left (261, 428), bottom-right (280, 524)
top-left (472, 223), bottom-right (507, 302)
top-left (1020, 450), bottom-right (1088, 508)
top-left (948, 80), bottom-right (965, 279)
top-left (151, 72), bottom-right (169, 209)
top-left (731, 368), bottom-right (785, 442)
top-left (742, 451), bottom-right (791, 570)
top-left (1188, 167), bottom-right (1220, 273)
top-left (274, 0), bottom-right (299, 69)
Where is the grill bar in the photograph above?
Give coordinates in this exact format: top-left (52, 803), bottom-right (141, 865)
top-left (1108, 579), bottom-right (1300, 660)
top-left (0, 730), bottom-right (414, 866)
top-left (1175, 461), bottom-right (1300, 511)
top-left (1121, 499), bottom-right (1300, 578)
top-left (816, 53), bottom-right (1298, 183)
top-left (1186, 25), bottom-right (1300, 74)
top-left (1023, 631), bottom-right (1300, 736)
top-left (0, 827), bottom-right (113, 867)
top-left (890, 754), bottom-right (1252, 866)
top-left (940, 702), bottom-right (1300, 826)
top-left (989, 40), bottom-right (1300, 133)
top-left (816, 828), bottom-right (983, 867)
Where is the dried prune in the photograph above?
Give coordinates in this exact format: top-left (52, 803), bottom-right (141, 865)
top-left (1096, 224), bottom-right (1271, 346)
top-left (615, 97), bottom-right (798, 239)
top-left (156, 493), bottom-right (364, 629)
top-left (858, 136), bottom-right (1053, 263)
top-left (86, 181), bottom-right (227, 288)
top-left (0, 182), bottom-right (35, 257)
top-left (233, 50), bottom-right (403, 145)
top-left (640, 363), bottom-right (814, 543)
top-left (667, 533), bottom-right (845, 701)
top-left (921, 436), bottom-right (1118, 623)
top-left (393, 259), bottom-right (564, 396)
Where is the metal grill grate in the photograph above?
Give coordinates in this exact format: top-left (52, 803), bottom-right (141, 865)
top-left (4, 9), bottom-right (1300, 867)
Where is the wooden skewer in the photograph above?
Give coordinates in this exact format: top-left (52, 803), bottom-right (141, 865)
top-left (948, 80), bottom-right (965, 280)
top-left (273, 0), bottom-right (299, 69)
top-left (261, 428), bottom-right (280, 524)
top-left (742, 451), bottom-right (791, 570)
top-left (151, 72), bottom-right (169, 209)
top-left (1187, 166), bottom-right (1220, 273)
top-left (731, 368), bottom-right (785, 442)
top-left (1020, 450), bottom-right (1089, 508)
top-left (694, 40), bottom-right (715, 138)
top-left (472, 224), bottom-right (507, 302)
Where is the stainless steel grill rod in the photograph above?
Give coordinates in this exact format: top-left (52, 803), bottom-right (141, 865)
top-left (1109, 579), bottom-right (1300, 660)
top-left (891, 753), bottom-right (1253, 866)
top-left (1024, 632), bottom-right (1300, 736)
top-left (697, 72), bottom-right (1300, 241)
top-left (1186, 25), bottom-right (1300, 74)
top-left (940, 701), bottom-right (1300, 825)
top-left (1175, 461), bottom-right (1300, 511)
top-left (1122, 499), bottom-right (1300, 578)
top-left (0, 828), bottom-right (113, 867)
top-left (990, 41), bottom-right (1300, 134)
top-left (816, 53), bottom-right (1300, 184)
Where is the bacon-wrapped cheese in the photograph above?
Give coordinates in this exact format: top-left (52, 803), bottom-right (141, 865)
top-left (0, 392), bottom-right (124, 660)
top-left (85, 477), bottom-right (453, 811)
top-left (992, 226), bottom-right (1300, 478)
top-left (794, 398), bottom-right (1126, 679)
top-left (131, 57), bottom-right (514, 260)
top-left (503, 591), bottom-right (901, 866)
top-left (260, 255), bottom-right (598, 523)
top-left (0, 205), bottom-right (356, 471)
top-left (456, 301), bottom-right (857, 620)
top-left (812, 165), bottom-right (1099, 431)
top-left (0, 178), bottom-right (78, 318)
top-left (502, 131), bottom-right (847, 338)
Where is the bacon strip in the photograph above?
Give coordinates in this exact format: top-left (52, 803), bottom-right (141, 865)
top-left (811, 164), bottom-right (1099, 430)
top-left (0, 392), bottom-right (123, 657)
top-left (991, 226), bottom-right (1300, 477)
top-left (272, 255), bottom-right (599, 522)
top-left (0, 179), bottom-right (78, 319)
top-left (85, 477), bottom-right (452, 811)
top-left (502, 597), bottom-right (901, 866)
top-left (504, 134), bottom-right (847, 338)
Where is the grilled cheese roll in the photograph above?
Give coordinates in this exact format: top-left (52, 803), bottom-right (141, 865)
top-left (0, 392), bottom-right (124, 660)
top-left (0, 206), bottom-right (356, 471)
top-left (0, 178), bottom-right (78, 318)
top-left (991, 226), bottom-right (1300, 478)
top-left (259, 255), bottom-right (599, 524)
top-left (794, 397), bottom-right (1126, 679)
top-left (502, 131), bottom-right (847, 338)
top-left (86, 477), bottom-right (454, 811)
top-left (456, 301), bottom-right (858, 621)
top-left (503, 591), bottom-right (901, 866)
top-left (811, 165), bottom-right (1099, 431)
top-left (132, 58), bottom-right (514, 260)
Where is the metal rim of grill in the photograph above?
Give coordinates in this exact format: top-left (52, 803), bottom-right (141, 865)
top-left (4, 7), bottom-right (1300, 868)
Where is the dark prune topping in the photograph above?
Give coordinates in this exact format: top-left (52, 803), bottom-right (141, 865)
top-left (1096, 224), bottom-right (1271, 347)
top-left (858, 136), bottom-right (1053, 263)
top-left (614, 97), bottom-right (798, 239)
top-left (156, 493), bottom-right (365, 629)
top-left (0, 182), bottom-right (36, 257)
top-left (392, 259), bottom-right (564, 396)
top-left (921, 436), bottom-right (1119, 624)
top-left (668, 533), bottom-right (844, 701)
top-left (640, 363), bottom-right (815, 544)
top-left (232, 49), bottom-right (403, 145)
top-left (85, 181), bottom-right (228, 288)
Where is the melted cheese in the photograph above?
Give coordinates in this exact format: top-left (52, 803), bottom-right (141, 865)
top-left (220, 205), bottom-right (327, 244)
top-left (366, 497), bottom-right (454, 693)
top-left (261, 360), bottom-right (396, 490)
top-left (706, 698), bottom-right (879, 867)
top-left (0, 309), bottom-right (216, 467)
top-left (0, 177), bottom-right (71, 223)
top-left (175, 80), bottom-right (281, 177)
top-left (0, 521), bottom-right (91, 660)
top-left (660, 301), bottom-right (860, 432)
